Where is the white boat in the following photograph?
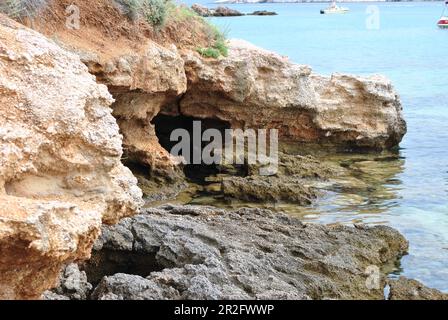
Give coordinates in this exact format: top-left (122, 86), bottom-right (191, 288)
top-left (320, 1), bottom-right (349, 15)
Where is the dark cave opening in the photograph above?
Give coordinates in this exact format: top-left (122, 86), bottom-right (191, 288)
top-left (83, 249), bottom-right (163, 286)
top-left (152, 113), bottom-right (247, 184)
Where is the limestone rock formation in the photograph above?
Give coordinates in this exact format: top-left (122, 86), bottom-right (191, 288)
top-left (62, 39), bottom-right (189, 198)
top-left (89, 205), bottom-right (409, 300)
top-left (80, 41), bottom-right (188, 194)
top-left (182, 40), bottom-right (406, 150)
top-left (33, 1), bottom-right (406, 198)
top-left (0, 15), bottom-right (142, 299)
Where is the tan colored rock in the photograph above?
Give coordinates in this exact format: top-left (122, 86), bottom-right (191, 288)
top-left (77, 41), bottom-right (188, 194)
top-left (0, 15), bottom-right (142, 299)
top-left (182, 39), bottom-right (406, 150)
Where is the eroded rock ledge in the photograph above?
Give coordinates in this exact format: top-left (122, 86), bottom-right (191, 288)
top-left (32, 0), bottom-right (406, 197)
top-left (182, 40), bottom-right (406, 151)
top-left (0, 15), bottom-right (142, 299)
top-left (67, 38), bottom-right (407, 199)
top-left (44, 205), bottom-right (409, 300)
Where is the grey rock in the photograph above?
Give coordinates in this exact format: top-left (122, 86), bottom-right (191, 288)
top-left (44, 264), bottom-right (93, 300)
top-left (92, 273), bottom-right (180, 300)
top-left (249, 11), bottom-right (278, 16)
top-left (41, 291), bottom-right (70, 301)
top-left (91, 205), bottom-right (409, 300)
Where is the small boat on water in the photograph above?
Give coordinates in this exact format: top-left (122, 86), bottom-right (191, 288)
top-left (438, 17), bottom-right (448, 29)
top-left (320, 1), bottom-right (349, 15)
top-left (438, 1), bottom-right (448, 29)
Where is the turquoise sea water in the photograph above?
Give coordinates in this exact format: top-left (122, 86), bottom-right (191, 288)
top-left (179, 1), bottom-right (448, 292)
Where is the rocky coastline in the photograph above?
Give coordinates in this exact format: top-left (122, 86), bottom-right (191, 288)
top-left (0, 0), bottom-right (443, 300)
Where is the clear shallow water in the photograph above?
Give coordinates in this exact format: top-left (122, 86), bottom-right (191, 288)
top-left (177, 1), bottom-right (448, 292)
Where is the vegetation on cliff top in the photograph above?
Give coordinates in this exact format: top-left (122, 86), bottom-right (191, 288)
top-left (0, 0), bottom-right (229, 58)
top-left (114, 0), bottom-right (168, 27)
top-left (167, 5), bottom-right (229, 58)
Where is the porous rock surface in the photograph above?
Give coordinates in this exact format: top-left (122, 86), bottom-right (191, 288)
top-left (182, 40), bottom-right (407, 150)
top-left (44, 27), bottom-right (406, 198)
top-left (43, 263), bottom-right (92, 300)
top-left (90, 205), bottom-right (409, 300)
top-left (81, 41), bottom-right (188, 194)
top-left (0, 15), bottom-right (142, 299)
top-left (387, 277), bottom-right (448, 300)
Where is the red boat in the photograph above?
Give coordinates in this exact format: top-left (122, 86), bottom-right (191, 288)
top-left (439, 17), bottom-right (448, 29)
top-left (438, 1), bottom-right (448, 29)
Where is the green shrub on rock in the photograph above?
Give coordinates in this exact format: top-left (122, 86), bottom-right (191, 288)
top-left (197, 23), bottom-right (229, 59)
top-left (0, 0), bottom-right (47, 19)
top-left (113, 0), bottom-right (168, 27)
top-left (196, 47), bottom-right (221, 59)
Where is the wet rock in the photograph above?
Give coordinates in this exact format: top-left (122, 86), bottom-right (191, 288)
top-left (218, 153), bottom-right (341, 205)
top-left (91, 205), bottom-right (409, 300)
top-left (0, 14), bottom-right (141, 299)
top-left (388, 277), bottom-right (448, 300)
top-left (221, 175), bottom-right (316, 205)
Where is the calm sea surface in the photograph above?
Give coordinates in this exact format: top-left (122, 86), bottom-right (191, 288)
top-left (177, 1), bottom-right (448, 292)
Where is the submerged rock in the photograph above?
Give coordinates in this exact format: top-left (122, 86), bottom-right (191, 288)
top-left (221, 175), bottom-right (316, 205)
top-left (89, 205), bottom-right (409, 300)
top-left (219, 153), bottom-right (340, 205)
top-left (0, 15), bottom-right (142, 299)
